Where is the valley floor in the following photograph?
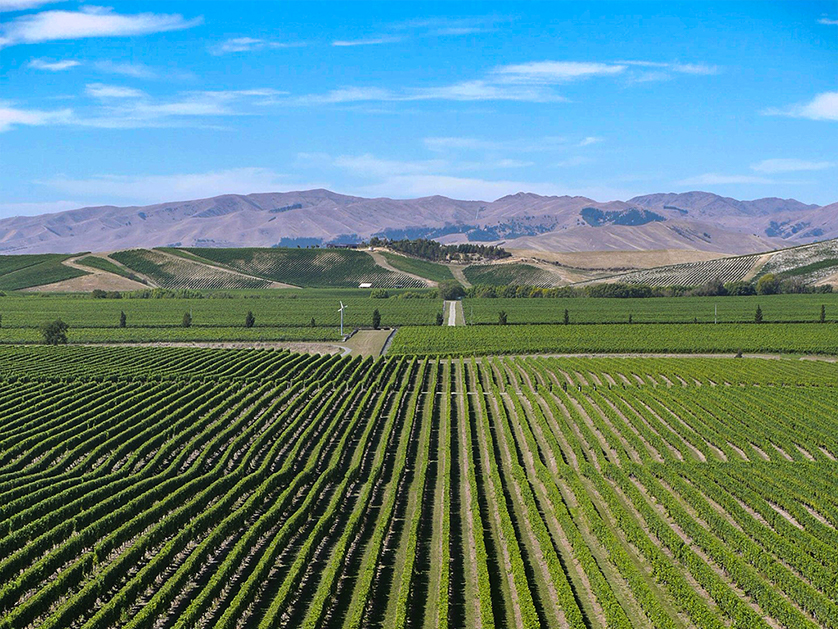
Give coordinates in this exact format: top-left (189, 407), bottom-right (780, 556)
top-left (1, 347), bottom-right (836, 628)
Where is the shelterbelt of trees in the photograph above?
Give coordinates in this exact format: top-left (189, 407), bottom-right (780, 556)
top-left (466, 275), bottom-right (833, 299)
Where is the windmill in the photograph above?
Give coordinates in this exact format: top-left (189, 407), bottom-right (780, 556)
top-left (338, 301), bottom-right (347, 337)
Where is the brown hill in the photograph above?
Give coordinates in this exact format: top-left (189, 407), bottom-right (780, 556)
top-left (0, 189), bottom-right (831, 255)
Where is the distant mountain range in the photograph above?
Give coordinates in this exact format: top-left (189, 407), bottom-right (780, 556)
top-left (0, 189), bottom-right (835, 255)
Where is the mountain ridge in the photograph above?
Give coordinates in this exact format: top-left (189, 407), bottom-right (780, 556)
top-left (0, 189), bottom-right (834, 255)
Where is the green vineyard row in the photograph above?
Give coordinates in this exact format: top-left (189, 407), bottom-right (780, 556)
top-left (1, 348), bottom-right (836, 628)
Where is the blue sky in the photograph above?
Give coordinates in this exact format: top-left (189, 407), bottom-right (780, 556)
top-left (0, 0), bottom-right (836, 217)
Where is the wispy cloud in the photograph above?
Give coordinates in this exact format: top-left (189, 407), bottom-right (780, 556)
top-left (392, 16), bottom-right (505, 37)
top-left (332, 35), bottom-right (402, 47)
top-left (424, 136), bottom-right (570, 153)
top-left (555, 156), bottom-right (593, 167)
top-left (0, 6), bottom-right (201, 48)
top-left (0, 102), bottom-right (73, 132)
top-left (751, 158), bottom-right (835, 174)
top-left (0, 200), bottom-right (82, 218)
top-left (77, 87), bottom-right (287, 128)
top-left (334, 154), bottom-right (446, 178)
top-left (677, 173), bottom-right (775, 185)
top-left (494, 61), bottom-right (626, 84)
top-left (618, 60), bottom-right (719, 75)
top-left (94, 60), bottom-right (157, 79)
top-left (410, 80), bottom-right (563, 102)
top-left (577, 136), bottom-right (602, 147)
top-left (763, 91), bottom-right (838, 121)
top-left (297, 58), bottom-right (715, 105)
top-left (210, 36), bottom-right (306, 55)
top-left (28, 57), bottom-right (80, 71)
top-left (297, 82), bottom-right (561, 104)
top-left (39, 168), bottom-right (324, 204)
top-left (296, 87), bottom-right (396, 104)
top-left (0, 0), bottom-right (52, 12)
top-left (86, 83), bottom-right (146, 99)
top-left (818, 18), bottom-right (838, 25)
top-left (2, 86), bottom-right (287, 132)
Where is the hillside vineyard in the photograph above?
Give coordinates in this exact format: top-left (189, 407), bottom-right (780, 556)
top-left (1, 347), bottom-right (836, 628)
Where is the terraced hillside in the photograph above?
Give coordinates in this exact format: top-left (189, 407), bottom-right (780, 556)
top-left (0, 254), bottom-right (88, 291)
top-left (580, 254), bottom-right (762, 287)
top-left (181, 247), bottom-right (426, 288)
top-left (464, 262), bottom-right (563, 287)
top-left (110, 249), bottom-right (274, 290)
top-left (581, 238), bottom-right (838, 289)
top-left (1, 348), bottom-right (837, 628)
top-left (757, 238), bottom-right (838, 284)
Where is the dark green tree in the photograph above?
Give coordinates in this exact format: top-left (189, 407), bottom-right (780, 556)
top-left (372, 308), bottom-right (381, 330)
top-left (119, 310), bottom-right (126, 328)
top-left (820, 304), bottom-right (826, 323)
top-left (436, 312), bottom-right (444, 326)
top-left (756, 274), bottom-right (779, 295)
top-left (498, 310), bottom-right (508, 325)
top-left (41, 319), bottom-right (69, 345)
top-left (245, 311), bottom-right (256, 328)
top-left (438, 281), bottom-right (465, 300)
top-left (563, 309), bottom-right (569, 325)
top-left (310, 317), bottom-right (316, 327)
top-left (755, 305), bottom-right (763, 324)
top-left (628, 314), bottom-right (633, 324)
top-left (182, 311), bottom-right (192, 328)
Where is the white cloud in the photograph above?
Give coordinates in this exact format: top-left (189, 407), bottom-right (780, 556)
top-left (618, 60), bottom-right (719, 76)
top-left (578, 136), bottom-right (602, 147)
top-left (0, 102), bottom-right (72, 132)
top-left (328, 150), bottom-right (623, 200)
top-left (0, 0), bottom-right (52, 12)
top-left (93, 60), bottom-right (157, 79)
top-left (494, 61), bottom-right (626, 84)
top-left (392, 16), bottom-right (504, 36)
top-left (355, 174), bottom-right (567, 200)
top-left (424, 136), bottom-right (573, 153)
top-left (76, 87), bottom-right (287, 128)
top-left (40, 168), bottom-right (325, 204)
top-left (28, 58), bottom-right (80, 71)
top-left (818, 18), bottom-right (838, 25)
top-left (677, 173), bottom-right (775, 185)
top-left (671, 63), bottom-right (719, 75)
top-left (436, 27), bottom-right (489, 35)
top-left (0, 200), bottom-right (82, 217)
top-left (86, 83), bottom-right (146, 99)
top-left (763, 91), bottom-right (838, 121)
top-left (751, 158), bottom-right (835, 174)
top-left (409, 80), bottom-right (563, 102)
top-left (299, 81), bottom-right (562, 104)
top-left (210, 37), bottom-right (305, 55)
top-left (297, 58), bottom-right (716, 106)
top-left (332, 35), bottom-right (401, 47)
top-left (0, 6), bottom-right (201, 47)
top-left (296, 86), bottom-right (396, 104)
top-left (334, 154), bottom-right (445, 178)
top-left (555, 156), bottom-right (593, 167)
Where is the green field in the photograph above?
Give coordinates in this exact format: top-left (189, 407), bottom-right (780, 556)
top-left (390, 322), bottom-right (838, 355)
top-left (75, 256), bottom-right (145, 282)
top-left (0, 254), bottom-right (87, 290)
top-left (1, 349), bottom-right (836, 628)
top-left (463, 293), bottom-right (838, 324)
top-left (379, 251), bottom-right (455, 282)
top-left (110, 249), bottom-right (273, 290)
top-left (0, 291), bottom-right (443, 335)
top-left (181, 247), bottom-right (426, 288)
top-left (464, 262), bottom-right (560, 287)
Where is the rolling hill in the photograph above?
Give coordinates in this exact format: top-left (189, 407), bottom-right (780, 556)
top-left (0, 189), bottom-right (834, 256)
